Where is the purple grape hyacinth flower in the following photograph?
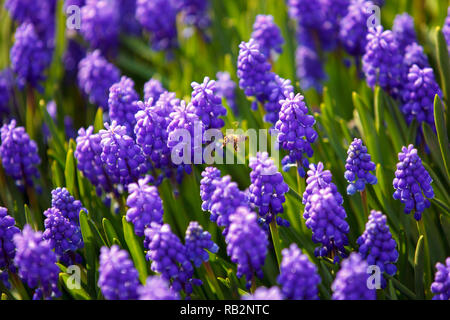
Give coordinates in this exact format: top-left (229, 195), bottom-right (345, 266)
top-left (51, 187), bottom-right (87, 224)
top-left (138, 276), bottom-right (179, 300)
top-left (108, 76), bottom-right (140, 136)
top-left (126, 176), bottom-right (164, 237)
top-left (98, 245), bottom-right (140, 300)
top-left (185, 221), bottom-right (218, 267)
top-left (215, 71), bottom-right (237, 114)
top-left (362, 26), bottom-right (405, 98)
top-left (236, 39), bottom-right (272, 99)
top-left (248, 152), bottom-right (290, 228)
top-left (225, 207), bottom-right (268, 287)
top-left (190, 77), bottom-right (227, 130)
top-left (136, 0), bottom-right (178, 51)
top-left (357, 210), bottom-right (398, 287)
top-left (143, 78), bottom-right (166, 103)
top-left (0, 207), bottom-right (20, 274)
top-left (178, 0), bottom-right (211, 30)
top-left (78, 50), bottom-right (120, 109)
top-left (302, 164), bottom-right (349, 261)
top-left (401, 64), bottom-right (442, 128)
top-left (200, 166), bottom-right (222, 211)
top-left (431, 257), bottom-right (450, 300)
top-left (0, 119), bottom-right (40, 189)
top-left (242, 286), bottom-right (283, 300)
top-left (144, 223), bottom-right (201, 295)
top-left (275, 92), bottom-right (317, 176)
top-left (277, 243), bottom-right (321, 300)
top-left (404, 42), bottom-right (429, 69)
top-left (295, 43), bottom-right (326, 92)
top-left (43, 207), bottom-right (83, 259)
top-left (80, 0), bottom-right (120, 55)
top-left (339, 0), bottom-right (374, 57)
top-left (332, 252), bottom-right (376, 300)
top-left (99, 121), bottom-right (148, 186)
top-left (393, 144), bottom-right (434, 220)
top-left (263, 74), bottom-right (294, 125)
top-left (13, 225), bottom-right (60, 299)
top-left (10, 22), bottom-right (52, 90)
top-left (251, 15), bottom-right (284, 59)
top-left (393, 13), bottom-right (417, 53)
top-left (344, 138), bottom-right (377, 195)
top-left (75, 126), bottom-right (113, 194)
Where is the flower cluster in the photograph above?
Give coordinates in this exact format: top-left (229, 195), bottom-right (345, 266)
top-left (332, 253), bottom-right (376, 300)
top-left (362, 26), bottom-right (405, 98)
top-left (43, 207), bottom-right (83, 260)
top-left (431, 257), bottom-right (450, 300)
top-left (75, 126), bottom-right (113, 194)
top-left (10, 22), bottom-right (52, 89)
top-left (178, 0), bottom-right (211, 29)
top-left (99, 121), bottom-right (148, 186)
top-left (339, 0), bottom-right (373, 57)
top-left (0, 119), bottom-right (40, 188)
top-left (51, 187), bottom-right (86, 223)
top-left (275, 92), bottom-right (317, 176)
top-left (138, 276), bottom-right (179, 300)
top-left (143, 78), bottom-right (166, 103)
top-left (167, 100), bottom-right (203, 169)
top-left (357, 210), bottom-right (398, 286)
top-left (344, 138), bottom-right (377, 195)
top-left (0, 207), bottom-right (20, 274)
top-left (13, 225), bottom-right (60, 299)
top-left (295, 43), bottom-right (326, 92)
top-left (78, 50), bottom-right (120, 108)
top-left (80, 0), bottom-right (120, 55)
top-left (444, 7), bottom-right (450, 51)
top-left (185, 221), bottom-right (218, 267)
top-left (404, 42), bottom-right (429, 69)
top-left (190, 77), bottom-right (227, 130)
top-left (263, 74), bottom-right (294, 124)
top-left (302, 163), bottom-right (349, 260)
top-left (277, 243), bottom-right (321, 300)
top-left (215, 71), bottom-right (237, 114)
top-left (225, 207), bottom-right (268, 286)
top-left (108, 76), bottom-right (140, 136)
top-left (126, 176), bottom-right (164, 237)
top-left (98, 245), bottom-right (140, 300)
top-left (136, 0), bottom-right (178, 51)
top-left (242, 286), bottom-right (283, 300)
top-left (393, 144), bottom-right (434, 220)
top-left (200, 166), bottom-right (222, 211)
top-left (400, 65), bottom-right (442, 128)
top-left (144, 223), bottom-right (201, 295)
top-left (393, 13), bottom-right (417, 54)
top-left (251, 15), bottom-right (284, 59)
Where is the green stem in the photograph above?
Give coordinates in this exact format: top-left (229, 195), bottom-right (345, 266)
top-left (250, 275), bottom-right (256, 294)
top-left (360, 189), bottom-right (369, 217)
top-left (10, 272), bottom-right (30, 300)
top-left (269, 219), bottom-right (282, 269)
top-left (416, 219), bottom-right (431, 298)
top-left (203, 262), bottom-right (225, 300)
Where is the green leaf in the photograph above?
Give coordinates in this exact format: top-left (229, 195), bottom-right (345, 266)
top-left (414, 235), bottom-right (425, 299)
top-left (59, 273), bottom-right (90, 300)
top-left (94, 108), bottom-right (104, 133)
top-left (102, 218), bottom-right (120, 247)
top-left (79, 210), bottom-right (97, 296)
top-left (422, 124), bottom-right (448, 180)
top-left (434, 27), bottom-right (450, 103)
top-left (439, 214), bottom-right (450, 247)
top-left (122, 217), bottom-right (148, 284)
top-left (23, 204), bottom-right (35, 230)
top-left (64, 148), bottom-right (76, 195)
top-left (433, 95), bottom-right (450, 179)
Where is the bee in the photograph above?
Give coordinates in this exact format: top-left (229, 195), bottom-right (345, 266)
top-left (222, 134), bottom-right (248, 152)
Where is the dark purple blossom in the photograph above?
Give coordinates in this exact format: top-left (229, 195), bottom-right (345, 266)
top-left (344, 138), bottom-right (377, 195)
top-left (404, 43), bottom-right (429, 69)
top-left (0, 69), bottom-right (14, 118)
top-left (393, 13), bottom-right (417, 53)
top-left (251, 15), bottom-right (284, 59)
top-left (225, 207), bottom-right (268, 286)
top-left (0, 119), bottom-right (40, 188)
top-left (431, 257), bottom-right (450, 300)
top-left (295, 43), bottom-right (326, 92)
top-left (98, 245), bottom-right (140, 300)
top-left (144, 78), bottom-right (166, 103)
top-left (126, 176), bottom-right (164, 237)
top-left (138, 276), bottom-right (179, 300)
top-left (393, 144), bottom-right (434, 220)
top-left (51, 187), bottom-right (86, 224)
top-left (332, 252), bottom-right (376, 300)
top-left (444, 7), bottom-right (450, 52)
top-left (0, 207), bottom-right (20, 274)
top-left (185, 221), bottom-right (218, 267)
top-left (242, 286), bottom-right (283, 300)
top-left (215, 71), bottom-right (237, 114)
top-left (277, 243), bottom-right (321, 300)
